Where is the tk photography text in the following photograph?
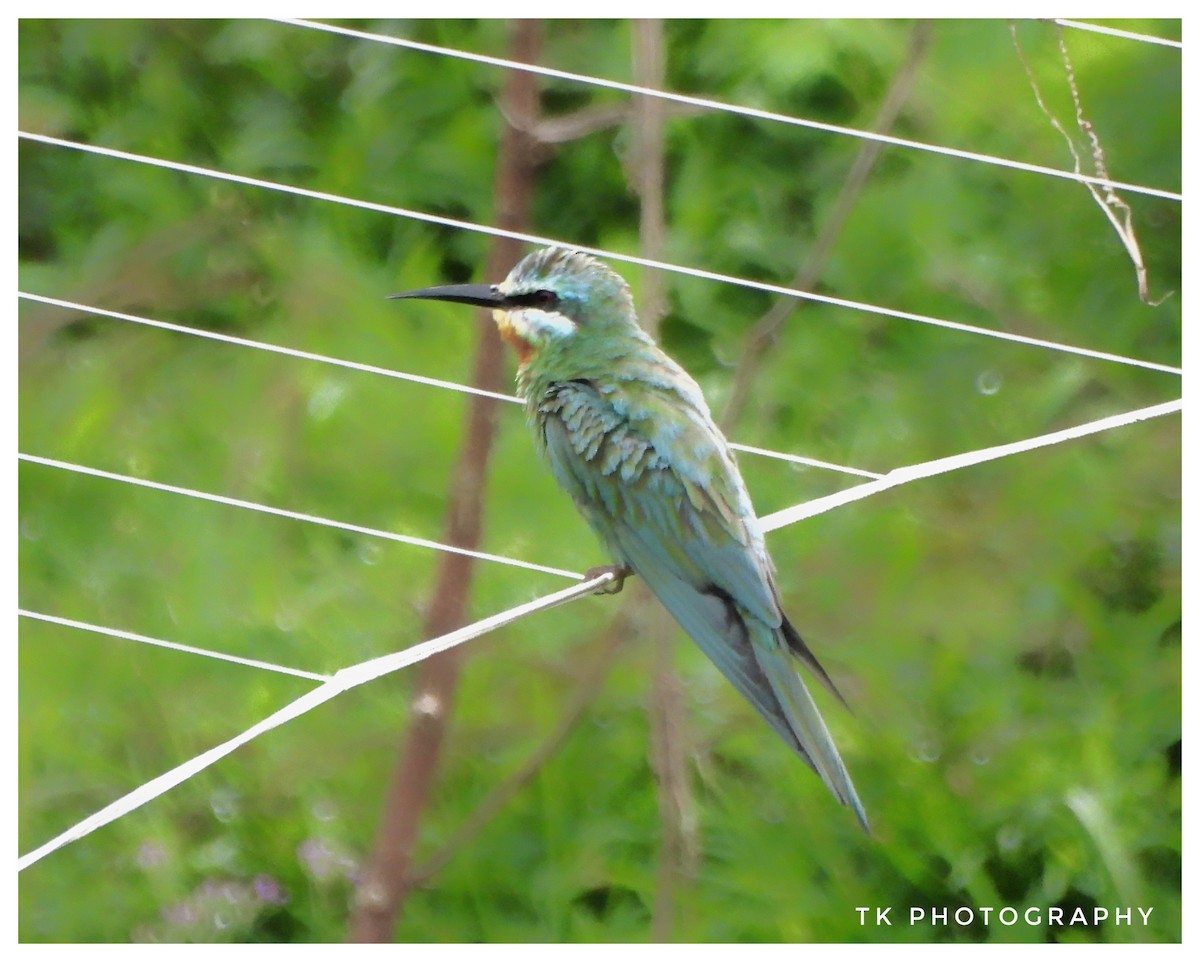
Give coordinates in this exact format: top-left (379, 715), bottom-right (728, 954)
top-left (856, 905), bottom-right (1154, 929)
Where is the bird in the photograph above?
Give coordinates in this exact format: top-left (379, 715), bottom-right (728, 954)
top-left (390, 247), bottom-right (867, 830)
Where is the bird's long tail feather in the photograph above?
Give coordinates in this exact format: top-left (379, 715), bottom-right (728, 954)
top-left (753, 624), bottom-right (869, 832)
top-left (616, 540), bottom-right (867, 829)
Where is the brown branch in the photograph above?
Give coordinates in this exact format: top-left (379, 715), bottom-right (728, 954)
top-left (346, 19), bottom-right (543, 943)
top-left (721, 20), bottom-right (934, 430)
top-left (406, 614), bottom-right (631, 885)
top-left (397, 21), bottom-right (698, 909)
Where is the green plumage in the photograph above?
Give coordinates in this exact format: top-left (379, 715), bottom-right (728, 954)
top-left (393, 247), bottom-right (867, 829)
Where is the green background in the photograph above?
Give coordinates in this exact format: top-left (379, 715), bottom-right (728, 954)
top-left (18, 19), bottom-right (1181, 942)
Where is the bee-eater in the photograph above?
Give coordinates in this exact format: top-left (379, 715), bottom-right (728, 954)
top-left (391, 247), bottom-right (866, 829)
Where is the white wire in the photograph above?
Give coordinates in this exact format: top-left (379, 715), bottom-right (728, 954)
top-left (725, 441), bottom-right (881, 479)
top-left (1054, 19), bottom-right (1182, 49)
top-left (17, 291), bottom-right (881, 478)
top-left (18, 609), bottom-right (330, 683)
top-left (279, 18), bottom-right (1183, 203)
top-left (18, 291), bottom-right (516, 405)
top-left (760, 398), bottom-right (1182, 531)
top-left (16, 134), bottom-right (1184, 378)
top-left (16, 570), bottom-right (617, 873)
top-left (17, 453), bottom-right (585, 582)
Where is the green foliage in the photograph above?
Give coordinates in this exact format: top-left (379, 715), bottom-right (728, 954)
top-left (19, 18), bottom-right (1179, 943)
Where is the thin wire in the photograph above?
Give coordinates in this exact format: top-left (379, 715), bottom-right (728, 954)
top-left (18, 291), bottom-right (516, 405)
top-left (760, 398), bottom-right (1182, 532)
top-left (16, 135), bottom-right (1184, 378)
top-left (18, 393), bottom-right (1180, 871)
top-left (18, 292), bottom-right (877, 477)
top-left (280, 18), bottom-right (1182, 203)
top-left (1053, 19), bottom-right (1182, 49)
top-left (18, 609), bottom-right (330, 683)
top-left (727, 441), bottom-right (881, 479)
top-left (16, 570), bottom-right (617, 873)
top-left (17, 453), bottom-right (585, 582)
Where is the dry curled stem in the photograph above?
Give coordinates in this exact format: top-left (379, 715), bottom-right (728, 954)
top-left (1012, 22), bottom-right (1172, 306)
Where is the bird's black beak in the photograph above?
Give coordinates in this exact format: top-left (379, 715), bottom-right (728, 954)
top-left (387, 284), bottom-right (505, 309)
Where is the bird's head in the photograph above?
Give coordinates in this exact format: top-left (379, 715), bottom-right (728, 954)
top-left (390, 247), bottom-right (641, 363)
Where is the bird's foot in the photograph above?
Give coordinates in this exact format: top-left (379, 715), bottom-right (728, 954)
top-left (584, 564), bottom-right (632, 595)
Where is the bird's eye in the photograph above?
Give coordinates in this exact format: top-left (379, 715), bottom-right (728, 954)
top-left (506, 289), bottom-right (560, 310)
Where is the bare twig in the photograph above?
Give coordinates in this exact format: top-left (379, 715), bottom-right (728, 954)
top-left (632, 18), bottom-right (668, 338)
top-left (647, 597), bottom-right (699, 941)
top-left (346, 19), bottom-right (544, 943)
top-left (721, 21), bottom-right (933, 429)
top-left (629, 18), bottom-right (699, 942)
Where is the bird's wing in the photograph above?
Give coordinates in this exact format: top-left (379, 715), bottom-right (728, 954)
top-left (535, 375), bottom-right (866, 827)
top-left (536, 375), bottom-right (780, 624)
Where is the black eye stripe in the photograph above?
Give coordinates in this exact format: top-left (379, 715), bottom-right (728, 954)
top-left (507, 289), bottom-right (559, 309)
